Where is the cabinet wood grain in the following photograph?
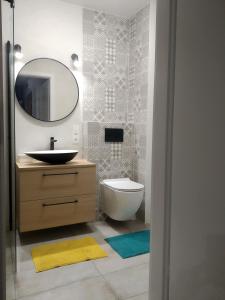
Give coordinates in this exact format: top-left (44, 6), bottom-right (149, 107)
top-left (18, 167), bottom-right (96, 201)
top-left (19, 195), bottom-right (96, 232)
top-left (16, 159), bottom-right (96, 232)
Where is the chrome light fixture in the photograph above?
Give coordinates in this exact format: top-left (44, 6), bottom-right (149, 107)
top-left (71, 53), bottom-right (79, 67)
top-left (14, 44), bottom-right (23, 59)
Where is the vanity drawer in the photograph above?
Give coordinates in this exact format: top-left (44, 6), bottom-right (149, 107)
top-left (18, 166), bottom-right (96, 201)
top-left (19, 195), bottom-right (96, 232)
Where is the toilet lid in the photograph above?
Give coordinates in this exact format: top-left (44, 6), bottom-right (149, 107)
top-left (103, 178), bottom-right (144, 191)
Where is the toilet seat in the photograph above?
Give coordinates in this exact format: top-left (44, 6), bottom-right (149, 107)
top-left (102, 178), bottom-right (144, 192)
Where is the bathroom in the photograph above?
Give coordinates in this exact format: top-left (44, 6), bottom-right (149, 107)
top-left (2, 0), bottom-right (155, 299)
top-left (3, 0), bottom-right (225, 300)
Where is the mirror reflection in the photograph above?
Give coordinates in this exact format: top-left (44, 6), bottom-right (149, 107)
top-left (15, 58), bottom-right (79, 122)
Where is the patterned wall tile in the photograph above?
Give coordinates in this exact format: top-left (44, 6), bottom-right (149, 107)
top-left (83, 8), bottom-right (129, 124)
top-left (83, 47), bottom-right (94, 62)
top-left (83, 60), bottom-right (94, 74)
top-left (83, 21), bottom-right (95, 35)
top-left (127, 113), bottom-right (134, 123)
top-left (106, 38), bottom-right (116, 64)
top-left (128, 6), bottom-right (150, 219)
top-left (98, 159), bottom-right (111, 173)
top-left (94, 12), bottom-right (106, 29)
top-left (83, 34), bottom-right (94, 48)
top-left (93, 82), bottom-right (105, 108)
top-left (93, 60), bottom-right (106, 79)
top-left (105, 87), bottom-right (115, 112)
top-left (94, 29), bottom-right (106, 49)
top-left (115, 98), bottom-right (126, 113)
top-left (83, 98), bottom-right (94, 112)
top-left (117, 41), bottom-right (129, 53)
top-left (83, 9), bottom-right (94, 22)
top-left (83, 6), bottom-right (150, 219)
top-left (93, 110), bottom-right (105, 122)
top-left (129, 20), bottom-right (136, 41)
top-left (83, 111), bottom-right (94, 122)
top-left (115, 74), bottom-right (127, 90)
top-left (88, 135), bottom-right (100, 148)
top-left (104, 112), bottom-right (126, 122)
top-left (87, 122), bottom-right (101, 135)
top-left (100, 145), bottom-right (111, 159)
top-left (116, 53), bottom-right (128, 66)
top-left (87, 148), bottom-right (100, 161)
top-left (105, 14), bottom-right (118, 28)
top-left (84, 121), bottom-right (135, 203)
top-left (111, 143), bottom-right (122, 160)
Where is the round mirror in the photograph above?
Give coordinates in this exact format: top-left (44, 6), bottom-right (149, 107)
top-left (15, 58), bottom-right (79, 122)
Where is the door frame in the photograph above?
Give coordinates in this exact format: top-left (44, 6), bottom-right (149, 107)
top-left (0, 1), bottom-right (7, 298)
top-left (149, 0), bottom-right (177, 299)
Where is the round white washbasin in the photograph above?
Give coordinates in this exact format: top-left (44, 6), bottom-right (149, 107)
top-left (24, 150), bottom-right (78, 164)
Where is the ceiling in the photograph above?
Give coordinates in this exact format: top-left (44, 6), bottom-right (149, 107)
top-left (61, 0), bottom-right (149, 18)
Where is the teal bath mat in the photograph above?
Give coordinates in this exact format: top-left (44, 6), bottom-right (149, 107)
top-left (105, 230), bottom-right (150, 259)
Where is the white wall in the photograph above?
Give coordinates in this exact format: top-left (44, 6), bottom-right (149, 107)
top-left (14, 0), bottom-right (83, 154)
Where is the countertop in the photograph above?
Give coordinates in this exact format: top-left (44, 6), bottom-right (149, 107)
top-left (16, 157), bottom-right (96, 171)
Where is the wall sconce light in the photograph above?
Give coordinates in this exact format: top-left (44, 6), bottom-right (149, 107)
top-left (71, 53), bottom-right (79, 67)
top-left (14, 44), bottom-right (23, 59)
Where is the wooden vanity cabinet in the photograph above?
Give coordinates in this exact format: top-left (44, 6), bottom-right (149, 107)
top-left (16, 159), bottom-right (96, 232)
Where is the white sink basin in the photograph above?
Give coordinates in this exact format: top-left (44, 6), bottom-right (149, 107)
top-left (24, 150), bottom-right (78, 164)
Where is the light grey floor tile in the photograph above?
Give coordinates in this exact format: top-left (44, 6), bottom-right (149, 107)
top-left (94, 246), bottom-right (149, 275)
top-left (16, 220), bottom-right (149, 299)
top-left (6, 245), bottom-right (14, 275)
top-left (6, 274), bottom-right (16, 300)
top-left (16, 244), bottom-right (36, 273)
top-left (104, 263), bottom-right (149, 299)
top-left (16, 224), bottom-right (104, 273)
top-left (90, 220), bottom-right (130, 238)
top-left (125, 220), bottom-right (150, 233)
top-left (127, 292), bottom-right (149, 300)
top-left (92, 221), bottom-right (149, 275)
top-left (16, 261), bottom-right (99, 298)
top-left (16, 231), bottom-right (104, 273)
top-left (17, 276), bottom-right (118, 300)
top-left (16, 223), bottom-right (96, 262)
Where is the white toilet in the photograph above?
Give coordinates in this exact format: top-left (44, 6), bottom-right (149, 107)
top-left (100, 178), bottom-right (144, 221)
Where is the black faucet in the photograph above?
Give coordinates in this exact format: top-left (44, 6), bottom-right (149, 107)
top-left (50, 137), bottom-right (57, 150)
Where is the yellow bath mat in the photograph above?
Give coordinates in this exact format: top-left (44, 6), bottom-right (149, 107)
top-left (31, 237), bottom-right (108, 272)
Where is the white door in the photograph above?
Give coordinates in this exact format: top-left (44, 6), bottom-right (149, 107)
top-left (150, 0), bottom-right (225, 299)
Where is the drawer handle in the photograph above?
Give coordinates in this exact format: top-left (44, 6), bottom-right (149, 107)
top-left (42, 200), bottom-right (79, 207)
top-left (42, 172), bottom-right (79, 177)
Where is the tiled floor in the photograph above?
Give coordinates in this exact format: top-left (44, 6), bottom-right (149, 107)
top-left (16, 219), bottom-right (150, 300)
top-left (6, 236), bottom-right (16, 300)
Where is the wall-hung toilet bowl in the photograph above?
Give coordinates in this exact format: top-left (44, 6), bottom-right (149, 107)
top-left (100, 178), bottom-right (144, 221)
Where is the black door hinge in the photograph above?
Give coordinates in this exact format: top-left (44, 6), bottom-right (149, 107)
top-left (4, 0), bottom-right (14, 8)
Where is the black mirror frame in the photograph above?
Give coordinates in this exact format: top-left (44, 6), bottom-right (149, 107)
top-left (15, 57), bottom-right (79, 123)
